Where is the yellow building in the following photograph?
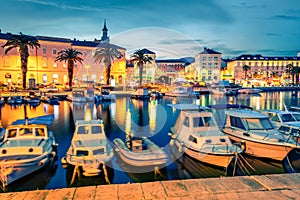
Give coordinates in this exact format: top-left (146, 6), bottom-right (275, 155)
top-left (0, 22), bottom-right (127, 87)
top-left (226, 54), bottom-right (300, 86)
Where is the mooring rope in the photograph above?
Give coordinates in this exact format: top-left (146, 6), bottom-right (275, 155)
top-left (102, 161), bottom-right (110, 184)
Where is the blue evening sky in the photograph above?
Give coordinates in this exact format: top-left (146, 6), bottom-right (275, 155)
top-left (0, 0), bottom-right (299, 59)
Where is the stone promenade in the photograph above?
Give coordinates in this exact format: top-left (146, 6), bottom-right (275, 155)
top-left (1, 173), bottom-right (300, 200)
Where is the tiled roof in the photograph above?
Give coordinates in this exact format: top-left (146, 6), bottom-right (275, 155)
top-left (37, 36), bottom-right (71, 43)
top-left (199, 47), bottom-right (221, 54)
top-left (156, 58), bottom-right (192, 65)
top-left (231, 54), bottom-right (300, 61)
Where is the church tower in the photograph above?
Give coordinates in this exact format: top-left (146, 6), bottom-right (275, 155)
top-left (101, 19), bottom-right (110, 43)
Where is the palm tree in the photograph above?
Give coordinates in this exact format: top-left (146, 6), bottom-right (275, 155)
top-left (242, 64), bottom-right (251, 79)
top-left (93, 44), bottom-right (123, 85)
top-left (2, 32), bottom-right (40, 89)
top-left (286, 63), bottom-right (298, 84)
top-left (55, 48), bottom-right (83, 90)
top-left (130, 49), bottom-right (153, 86)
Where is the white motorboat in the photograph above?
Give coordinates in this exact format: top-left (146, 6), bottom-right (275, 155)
top-left (261, 109), bottom-right (300, 128)
top-left (113, 135), bottom-right (168, 169)
top-left (168, 108), bottom-right (242, 168)
top-left (67, 87), bottom-right (95, 103)
top-left (61, 120), bottom-right (114, 177)
top-left (165, 86), bottom-right (190, 97)
top-left (0, 115), bottom-right (57, 187)
top-left (222, 109), bottom-right (300, 161)
top-left (99, 86), bottom-right (116, 101)
top-left (238, 88), bottom-right (262, 94)
top-left (131, 88), bottom-right (150, 99)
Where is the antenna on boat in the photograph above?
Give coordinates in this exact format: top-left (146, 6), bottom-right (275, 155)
top-left (283, 102), bottom-right (288, 112)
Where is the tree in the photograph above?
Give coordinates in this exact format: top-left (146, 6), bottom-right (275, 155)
top-left (55, 48), bottom-right (83, 90)
top-left (2, 32), bottom-right (40, 89)
top-left (285, 63), bottom-right (300, 85)
top-left (93, 44), bottom-right (123, 85)
top-left (242, 64), bottom-right (251, 79)
top-left (130, 49), bottom-right (153, 86)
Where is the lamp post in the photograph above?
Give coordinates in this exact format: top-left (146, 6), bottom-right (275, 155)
top-left (85, 64), bottom-right (90, 83)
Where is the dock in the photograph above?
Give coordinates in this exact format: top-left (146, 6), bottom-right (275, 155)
top-left (1, 173), bottom-right (300, 199)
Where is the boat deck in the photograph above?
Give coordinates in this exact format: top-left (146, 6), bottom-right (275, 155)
top-left (1, 173), bottom-right (300, 199)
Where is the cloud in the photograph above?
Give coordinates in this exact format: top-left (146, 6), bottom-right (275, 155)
top-left (270, 15), bottom-right (300, 21)
top-left (266, 33), bottom-right (281, 36)
top-left (157, 39), bottom-right (204, 45)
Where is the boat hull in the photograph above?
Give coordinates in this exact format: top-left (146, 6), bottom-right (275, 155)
top-left (0, 152), bottom-right (55, 186)
top-left (224, 130), bottom-right (295, 161)
top-left (173, 139), bottom-right (235, 168)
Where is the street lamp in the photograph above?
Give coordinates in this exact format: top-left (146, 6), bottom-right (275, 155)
top-left (85, 64), bottom-right (90, 82)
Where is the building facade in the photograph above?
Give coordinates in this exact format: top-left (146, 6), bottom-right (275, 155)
top-left (0, 21), bottom-right (126, 87)
top-left (194, 47), bottom-right (222, 84)
top-left (226, 54), bottom-right (300, 86)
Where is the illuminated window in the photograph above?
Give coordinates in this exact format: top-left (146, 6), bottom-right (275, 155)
top-left (53, 62), bottom-right (57, 68)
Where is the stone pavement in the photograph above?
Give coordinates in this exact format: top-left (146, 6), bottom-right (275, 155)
top-left (1, 173), bottom-right (300, 200)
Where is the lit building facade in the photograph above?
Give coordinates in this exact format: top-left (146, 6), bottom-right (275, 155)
top-left (194, 47), bottom-right (222, 84)
top-left (156, 58), bottom-right (189, 84)
top-left (226, 54), bottom-right (300, 86)
top-left (0, 22), bottom-right (126, 86)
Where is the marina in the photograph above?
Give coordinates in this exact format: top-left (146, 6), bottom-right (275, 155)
top-left (0, 90), bottom-right (300, 192)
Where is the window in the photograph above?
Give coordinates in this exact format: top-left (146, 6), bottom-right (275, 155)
top-left (91, 126), bottom-right (102, 134)
top-left (208, 70), bottom-right (212, 75)
top-left (188, 135), bottom-right (197, 144)
top-left (78, 126), bottom-right (88, 134)
top-left (183, 116), bottom-right (190, 127)
top-left (230, 116), bottom-right (245, 130)
top-left (280, 114), bottom-right (296, 122)
top-left (193, 117), bottom-right (204, 127)
top-left (52, 48), bottom-right (57, 54)
top-left (214, 57), bottom-right (218, 61)
top-left (243, 118), bottom-right (274, 130)
top-left (42, 47), bottom-right (46, 54)
top-left (202, 57), bottom-right (206, 61)
top-left (53, 62), bottom-right (57, 68)
top-left (208, 57), bottom-right (212, 61)
top-left (203, 117), bottom-right (215, 127)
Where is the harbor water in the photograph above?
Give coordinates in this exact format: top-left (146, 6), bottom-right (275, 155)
top-left (1, 91), bottom-right (300, 192)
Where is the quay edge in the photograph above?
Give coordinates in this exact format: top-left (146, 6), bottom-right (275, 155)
top-left (1, 173), bottom-right (300, 200)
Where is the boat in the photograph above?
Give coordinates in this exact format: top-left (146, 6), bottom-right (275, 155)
top-left (113, 135), bottom-right (168, 169)
top-left (165, 86), bottom-right (190, 97)
top-left (67, 87), bottom-right (94, 103)
top-left (61, 120), bottom-right (114, 177)
top-left (222, 109), bottom-right (300, 161)
top-left (0, 97), bottom-right (4, 105)
top-left (238, 87), bottom-right (262, 94)
top-left (25, 95), bottom-right (41, 104)
top-left (168, 106), bottom-right (242, 168)
top-left (41, 95), bottom-right (60, 104)
top-left (131, 88), bottom-right (150, 99)
top-left (261, 109), bottom-right (300, 128)
top-left (0, 115), bottom-right (57, 187)
top-left (7, 96), bottom-right (23, 104)
top-left (98, 86), bottom-right (116, 101)
top-left (210, 81), bottom-right (240, 96)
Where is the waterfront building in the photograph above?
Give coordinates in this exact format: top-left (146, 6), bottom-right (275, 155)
top-left (226, 54), bottom-right (300, 86)
top-left (156, 58), bottom-right (190, 85)
top-left (0, 21), bottom-right (126, 87)
top-left (132, 48), bottom-right (157, 85)
top-left (194, 47), bottom-right (222, 84)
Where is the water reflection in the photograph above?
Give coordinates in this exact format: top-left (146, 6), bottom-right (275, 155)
top-left (65, 162), bottom-right (114, 187)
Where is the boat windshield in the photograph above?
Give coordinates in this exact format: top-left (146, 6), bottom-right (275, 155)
top-left (292, 113), bottom-right (300, 121)
top-left (244, 118), bottom-right (274, 130)
top-left (280, 114), bottom-right (296, 122)
top-left (193, 116), bottom-right (216, 128)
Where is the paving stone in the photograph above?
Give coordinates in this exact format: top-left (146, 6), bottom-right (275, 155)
top-left (280, 173), bottom-right (300, 187)
top-left (23, 190), bottom-right (48, 200)
top-left (219, 177), bottom-right (263, 192)
top-left (0, 192), bottom-right (28, 200)
top-left (253, 174), bottom-right (297, 190)
top-left (95, 184), bottom-right (118, 200)
top-left (44, 188), bottom-right (76, 200)
top-left (161, 180), bottom-right (189, 197)
top-left (141, 181), bottom-right (167, 199)
top-left (198, 178), bottom-right (227, 194)
top-left (181, 179), bottom-right (209, 195)
top-left (118, 183), bottom-right (144, 200)
top-left (73, 186), bottom-right (96, 200)
top-left (280, 189), bottom-right (300, 199)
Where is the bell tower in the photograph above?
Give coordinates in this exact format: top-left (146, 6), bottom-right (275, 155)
top-left (101, 19), bottom-right (110, 43)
